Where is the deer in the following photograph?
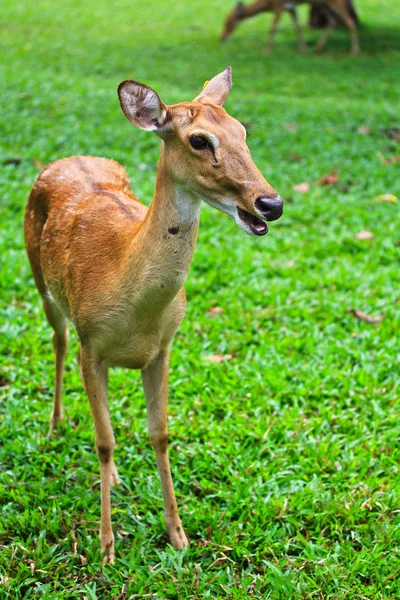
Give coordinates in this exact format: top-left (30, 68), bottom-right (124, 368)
top-left (221, 0), bottom-right (360, 55)
top-left (24, 67), bottom-right (283, 564)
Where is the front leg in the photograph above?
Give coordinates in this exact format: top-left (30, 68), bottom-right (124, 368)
top-left (288, 8), bottom-right (308, 54)
top-left (141, 348), bottom-right (189, 550)
top-left (264, 9), bottom-right (283, 55)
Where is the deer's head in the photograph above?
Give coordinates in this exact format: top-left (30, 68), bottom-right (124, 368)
top-left (118, 68), bottom-right (283, 236)
top-left (220, 2), bottom-right (246, 41)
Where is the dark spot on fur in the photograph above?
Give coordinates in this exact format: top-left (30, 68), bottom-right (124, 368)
top-left (176, 526), bottom-right (181, 532)
top-left (97, 445), bottom-right (111, 463)
top-left (168, 226), bottom-right (180, 235)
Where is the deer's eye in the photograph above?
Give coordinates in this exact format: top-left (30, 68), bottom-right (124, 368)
top-left (189, 135), bottom-right (210, 150)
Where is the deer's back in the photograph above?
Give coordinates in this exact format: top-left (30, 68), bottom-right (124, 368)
top-left (26, 156), bottom-right (148, 325)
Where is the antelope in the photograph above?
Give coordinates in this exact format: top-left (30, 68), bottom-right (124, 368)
top-left (221, 0), bottom-right (360, 55)
top-left (24, 68), bottom-right (283, 563)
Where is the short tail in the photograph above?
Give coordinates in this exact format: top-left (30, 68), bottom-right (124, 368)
top-left (24, 172), bottom-right (51, 297)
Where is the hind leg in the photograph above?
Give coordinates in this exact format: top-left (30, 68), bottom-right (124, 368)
top-left (332, 1), bottom-right (359, 55)
top-left (288, 8), bottom-right (307, 54)
top-left (315, 10), bottom-right (336, 53)
top-left (42, 296), bottom-right (68, 433)
top-left (320, 0), bottom-right (359, 55)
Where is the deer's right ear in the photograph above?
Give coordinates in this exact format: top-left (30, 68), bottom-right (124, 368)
top-left (118, 81), bottom-right (170, 132)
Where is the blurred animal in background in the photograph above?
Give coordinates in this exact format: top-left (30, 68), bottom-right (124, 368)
top-left (221, 0), bottom-right (360, 55)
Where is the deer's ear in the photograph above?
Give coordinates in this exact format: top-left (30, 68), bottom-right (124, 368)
top-left (193, 67), bottom-right (232, 106)
top-left (118, 81), bottom-right (169, 131)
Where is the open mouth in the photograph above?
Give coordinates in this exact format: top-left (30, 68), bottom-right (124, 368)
top-left (237, 208), bottom-right (269, 236)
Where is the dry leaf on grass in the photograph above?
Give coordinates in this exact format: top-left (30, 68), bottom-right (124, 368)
top-left (319, 171), bottom-right (339, 186)
top-left (293, 182), bottom-right (310, 193)
top-left (287, 152), bottom-right (305, 162)
top-left (356, 231), bottom-right (374, 240)
top-left (377, 151), bottom-right (400, 165)
top-left (282, 123), bottom-right (299, 132)
top-left (375, 194), bottom-right (399, 204)
top-left (33, 159), bottom-right (46, 169)
top-left (384, 127), bottom-right (400, 142)
top-left (357, 126), bottom-right (371, 135)
top-left (206, 354), bottom-right (233, 363)
top-left (207, 306), bottom-right (224, 315)
top-left (350, 309), bottom-right (385, 324)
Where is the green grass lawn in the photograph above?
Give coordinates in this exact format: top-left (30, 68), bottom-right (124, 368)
top-left (1, 0), bottom-right (400, 597)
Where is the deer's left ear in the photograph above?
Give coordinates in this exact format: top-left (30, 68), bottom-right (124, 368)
top-left (118, 80), bottom-right (170, 132)
top-left (193, 67), bottom-right (232, 106)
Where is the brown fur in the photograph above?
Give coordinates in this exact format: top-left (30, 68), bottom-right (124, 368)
top-left (24, 69), bottom-right (282, 563)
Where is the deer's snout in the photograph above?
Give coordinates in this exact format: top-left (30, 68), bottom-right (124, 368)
top-left (255, 195), bottom-right (284, 222)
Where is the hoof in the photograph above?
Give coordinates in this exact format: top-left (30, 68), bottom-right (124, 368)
top-left (102, 548), bottom-right (115, 565)
top-left (167, 521), bottom-right (189, 550)
top-left (49, 412), bottom-right (63, 435)
top-left (101, 535), bottom-right (115, 564)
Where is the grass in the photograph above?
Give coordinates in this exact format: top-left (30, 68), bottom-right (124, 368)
top-left (1, 0), bottom-right (400, 597)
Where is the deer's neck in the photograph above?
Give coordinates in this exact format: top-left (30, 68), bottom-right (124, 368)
top-left (128, 146), bottom-right (201, 305)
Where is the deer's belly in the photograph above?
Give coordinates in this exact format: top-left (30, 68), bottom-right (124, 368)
top-left (104, 341), bottom-right (159, 370)
top-left (89, 296), bottom-right (186, 370)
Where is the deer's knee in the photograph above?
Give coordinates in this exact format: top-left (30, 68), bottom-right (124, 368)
top-left (97, 441), bottom-right (114, 464)
top-left (149, 431), bottom-right (168, 453)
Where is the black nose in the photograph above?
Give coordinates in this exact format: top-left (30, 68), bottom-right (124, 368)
top-left (255, 195), bottom-right (284, 221)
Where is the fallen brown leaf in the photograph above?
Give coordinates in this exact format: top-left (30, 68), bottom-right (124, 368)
top-left (384, 127), bottom-right (400, 142)
top-left (357, 126), bottom-right (371, 135)
top-left (386, 154), bottom-right (400, 165)
top-left (278, 498), bottom-right (289, 518)
top-left (287, 152), bottom-right (305, 162)
top-left (207, 306), bottom-right (223, 315)
top-left (319, 171), bottom-right (339, 186)
top-left (350, 309), bottom-right (385, 324)
top-left (375, 194), bottom-right (399, 204)
top-left (377, 151), bottom-right (400, 165)
top-left (356, 231), bottom-right (374, 240)
top-left (293, 182), bottom-right (310, 193)
top-left (282, 123), bottom-right (299, 133)
top-left (33, 159), bottom-right (46, 169)
top-left (206, 354), bottom-right (233, 363)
